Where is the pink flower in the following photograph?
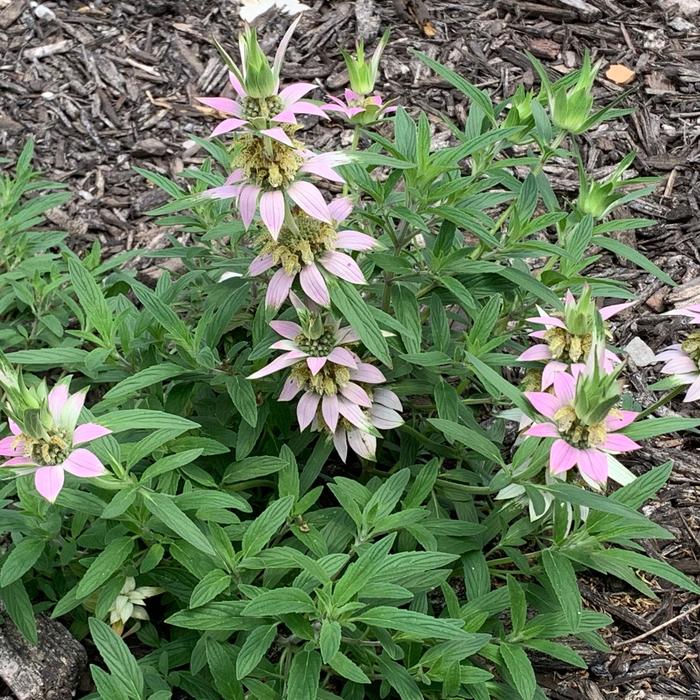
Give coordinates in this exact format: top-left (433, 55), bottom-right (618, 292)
top-left (248, 197), bottom-right (377, 309)
top-left (247, 318), bottom-right (402, 458)
top-left (518, 290), bottom-right (633, 389)
top-left (323, 89), bottom-right (396, 123)
top-left (665, 304), bottom-right (700, 324)
top-left (524, 372), bottom-right (639, 484)
top-left (203, 149), bottom-right (349, 239)
top-left (329, 388), bottom-right (403, 462)
top-left (197, 73), bottom-right (328, 139)
top-left (0, 384), bottom-right (110, 502)
top-left (656, 342), bottom-right (700, 402)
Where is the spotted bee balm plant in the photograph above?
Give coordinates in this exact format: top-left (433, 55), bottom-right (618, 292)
top-left (2, 18), bottom-right (700, 700)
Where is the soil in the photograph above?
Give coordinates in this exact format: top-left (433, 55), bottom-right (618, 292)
top-left (1, 0), bottom-right (700, 698)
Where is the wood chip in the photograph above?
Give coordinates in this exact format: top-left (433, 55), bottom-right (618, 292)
top-left (24, 40), bottom-right (73, 59)
top-left (606, 63), bottom-right (636, 84)
top-left (529, 37), bottom-right (560, 60)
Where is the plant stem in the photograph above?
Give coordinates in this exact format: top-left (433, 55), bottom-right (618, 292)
top-left (637, 384), bottom-right (686, 420)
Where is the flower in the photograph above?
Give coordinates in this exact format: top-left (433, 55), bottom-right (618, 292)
top-left (203, 148), bottom-right (349, 239)
top-left (329, 387), bottom-right (403, 462)
top-left (323, 89), bottom-right (396, 124)
top-left (109, 577), bottom-right (163, 636)
top-left (0, 383), bottom-right (110, 502)
top-left (248, 196), bottom-right (377, 309)
top-left (524, 371), bottom-right (639, 485)
top-left (656, 332), bottom-right (700, 402)
top-left (518, 289), bottom-right (633, 389)
top-left (247, 314), bottom-right (402, 459)
top-left (665, 304), bottom-right (700, 325)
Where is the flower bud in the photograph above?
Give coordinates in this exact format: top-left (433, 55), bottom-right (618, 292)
top-left (550, 52), bottom-right (598, 134)
top-left (241, 27), bottom-right (276, 98)
top-left (573, 340), bottom-right (622, 425)
top-left (342, 31), bottom-right (389, 97)
top-left (503, 85), bottom-right (536, 142)
top-left (563, 286), bottom-right (597, 337)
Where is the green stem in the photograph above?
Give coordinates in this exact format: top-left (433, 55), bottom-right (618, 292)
top-left (637, 384), bottom-right (686, 420)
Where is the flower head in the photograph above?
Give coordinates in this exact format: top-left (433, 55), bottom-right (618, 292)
top-left (109, 577), bottom-right (163, 636)
top-left (0, 382), bottom-right (110, 502)
top-left (323, 89), bottom-right (396, 125)
top-left (248, 197), bottom-right (377, 309)
top-left (247, 311), bottom-right (402, 460)
top-left (656, 332), bottom-right (700, 402)
top-left (518, 288), bottom-right (633, 388)
top-left (524, 358), bottom-right (639, 485)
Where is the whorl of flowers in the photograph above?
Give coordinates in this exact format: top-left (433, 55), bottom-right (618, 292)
top-left (518, 288), bottom-right (633, 389)
top-left (201, 23), bottom-right (402, 459)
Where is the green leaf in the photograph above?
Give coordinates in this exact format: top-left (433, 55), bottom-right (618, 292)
top-left (242, 587), bottom-right (316, 617)
top-left (226, 376), bottom-right (258, 428)
top-left (466, 352), bottom-right (530, 412)
top-left (241, 496), bottom-right (294, 557)
top-left (330, 279), bottom-right (392, 367)
top-left (500, 642), bottom-right (536, 700)
top-left (622, 417), bottom-right (700, 441)
top-left (0, 537), bottom-right (44, 587)
top-left (143, 492), bottom-right (216, 557)
top-left (428, 418), bottom-right (504, 465)
top-left (236, 624), bottom-right (278, 680)
top-left (0, 579), bottom-right (36, 644)
top-left (375, 654), bottom-right (423, 700)
top-left (166, 601), bottom-right (249, 630)
top-left (77, 537), bottom-right (134, 598)
top-left (523, 640), bottom-right (587, 669)
top-left (99, 364), bottom-right (187, 405)
top-left (98, 410), bottom-right (199, 433)
top-left (592, 236), bottom-right (675, 286)
top-left (355, 606), bottom-right (482, 641)
top-left (91, 665), bottom-right (130, 700)
top-left (189, 569), bottom-right (231, 609)
top-left (67, 255), bottom-right (113, 341)
top-left (131, 281), bottom-right (193, 350)
top-left (89, 618), bottom-right (144, 699)
top-left (541, 550), bottom-right (582, 632)
top-left (319, 620), bottom-right (342, 663)
top-left (224, 456), bottom-right (288, 483)
top-left (287, 650), bottom-right (321, 700)
top-left (600, 549), bottom-right (700, 594)
top-left (328, 651), bottom-right (371, 684)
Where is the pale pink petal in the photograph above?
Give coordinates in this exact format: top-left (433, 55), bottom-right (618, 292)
top-left (327, 347), bottom-right (358, 368)
top-left (229, 71), bottom-right (246, 97)
top-left (345, 89), bottom-right (361, 102)
top-left (549, 439), bottom-right (579, 474)
top-left (347, 429), bottom-right (376, 460)
top-left (529, 330), bottom-right (547, 339)
top-left (666, 305), bottom-right (700, 323)
top-left (335, 230), bottom-right (377, 251)
top-left (602, 434), bottom-right (641, 453)
top-left (270, 321), bottom-right (302, 339)
top-left (2, 456), bottom-right (37, 467)
top-left (328, 198), bottom-right (353, 223)
top-left (564, 291), bottom-right (576, 306)
top-left (265, 269), bottom-right (295, 311)
top-left (270, 339), bottom-right (298, 351)
top-left (196, 97), bottom-right (242, 116)
top-left (577, 449), bottom-right (608, 483)
top-left (278, 82), bottom-right (317, 106)
top-left (526, 423), bottom-right (559, 438)
top-left (8, 418), bottom-right (21, 436)
top-left (350, 363), bottom-right (386, 384)
top-left (63, 448), bottom-right (107, 477)
top-left (338, 397), bottom-right (369, 429)
top-left (524, 392), bottom-right (560, 419)
top-left (542, 360), bottom-right (567, 390)
top-left (684, 376), bottom-right (700, 403)
top-left (287, 181), bottom-right (332, 223)
top-left (333, 427), bottom-right (348, 462)
top-left (322, 394), bottom-right (340, 432)
top-left (605, 410), bottom-right (638, 430)
top-left (519, 345), bottom-right (552, 362)
top-left (319, 252), bottom-right (366, 285)
top-left (0, 437), bottom-right (21, 457)
top-left (248, 351), bottom-right (305, 379)
top-left (527, 314), bottom-right (567, 330)
top-left (300, 157), bottom-right (345, 184)
top-left (299, 264), bottom-right (330, 306)
top-left (599, 301), bottom-right (635, 320)
top-left (374, 389), bottom-right (402, 412)
top-left (335, 327), bottom-right (360, 344)
top-left (73, 423), bottom-right (111, 445)
top-left (60, 391), bottom-right (86, 432)
top-left (34, 466), bottom-right (64, 503)
top-left (248, 253), bottom-right (276, 277)
top-left (238, 185), bottom-right (261, 229)
top-left (662, 355), bottom-right (697, 375)
top-left (370, 404), bottom-right (403, 429)
top-left (279, 377), bottom-right (303, 401)
top-left (48, 384), bottom-right (69, 421)
top-left (271, 109), bottom-right (298, 125)
top-left (284, 102), bottom-right (329, 118)
top-left (211, 118), bottom-right (248, 137)
top-left (553, 372), bottom-right (576, 405)
top-left (261, 127), bottom-right (294, 147)
top-left (307, 357), bottom-right (327, 376)
top-left (204, 185), bottom-right (240, 200)
top-left (339, 382), bottom-right (372, 407)
top-left (259, 190), bottom-right (285, 239)
top-left (225, 169), bottom-right (245, 185)
top-left (297, 392), bottom-right (321, 430)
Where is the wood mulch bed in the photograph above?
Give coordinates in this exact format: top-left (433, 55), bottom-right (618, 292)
top-left (1, 0), bottom-right (700, 697)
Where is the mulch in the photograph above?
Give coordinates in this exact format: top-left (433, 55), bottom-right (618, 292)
top-left (1, 0), bottom-right (700, 697)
